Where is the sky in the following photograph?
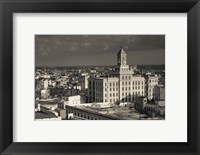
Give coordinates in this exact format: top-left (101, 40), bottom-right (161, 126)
top-left (35, 35), bottom-right (165, 66)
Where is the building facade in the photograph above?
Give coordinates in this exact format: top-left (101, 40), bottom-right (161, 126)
top-left (88, 47), bottom-right (146, 104)
top-left (79, 75), bottom-right (89, 90)
top-left (153, 85), bottom-right (165, 100)
top-left (146, 75), bottom-right (159, 100)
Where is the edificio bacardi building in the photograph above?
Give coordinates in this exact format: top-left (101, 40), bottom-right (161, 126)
top-left (88, 47), bottom-right (158, 104)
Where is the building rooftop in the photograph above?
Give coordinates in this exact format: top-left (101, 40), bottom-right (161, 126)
top-left (35, 111), bottom-right (58, 119)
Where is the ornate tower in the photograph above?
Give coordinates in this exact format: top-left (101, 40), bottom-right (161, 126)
top-left (117, 47), bottom-right (127, 66)
top-left (117, 47), bottom-right (133, 103)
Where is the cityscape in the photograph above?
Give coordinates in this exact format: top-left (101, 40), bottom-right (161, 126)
top-left (35, 35), bottom-right (165, 120)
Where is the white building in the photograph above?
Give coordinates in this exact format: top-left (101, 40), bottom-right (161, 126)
top-left (88, 47), bottom-right (146, 104)
top-left (79, 75), bottom-right (89, 89)
top-left (59, 95), bottom-right (81, 108)
top-left (41, 89), bottom-right (50, 99)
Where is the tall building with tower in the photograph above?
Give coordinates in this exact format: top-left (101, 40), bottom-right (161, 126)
top-left (88, 47), bottom-right (148, 104)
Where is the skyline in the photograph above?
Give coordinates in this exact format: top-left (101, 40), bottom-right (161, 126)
top-left (35, 35), bottom-right (165, 67)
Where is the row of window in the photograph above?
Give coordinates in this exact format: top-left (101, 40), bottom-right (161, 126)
top-left (104, 91), bottom-right (144, 99)
top-left (105, 82), bottom-right (118, 87)
top-left (95, 93), bottom-right (103, 98)
top-left (105, 93), bottom-right (119, 98)
top-left (121, 75), bottom-right (131, 80)
top-left (105, 88), bottom-right (119, 92)
top-left (121, 86), bottom-right (144, 91)
top-left (149, 79), bottom-right (158, 83)
top-left (104, 81), bottom-right (145, 87)
top-left (106, 97), bottom-right (136, 102)
top-left (104, 80), bottom-right (145, 87)
top-left (104, 86), bottom-right (145, 92)
top-left (122, 91), bottom-right (144, 97)
top-left (94, 98), bottom-right (103, 102)
top-left (105, 98), bottom-right (119, 103)
top-left (122, 97), bottom-right (134, 102)
top-left (121, 81), bottom-right (144, 85)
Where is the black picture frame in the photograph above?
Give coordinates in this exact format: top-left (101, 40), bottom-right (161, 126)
top-left (0, 0), bottom-right (200, 154)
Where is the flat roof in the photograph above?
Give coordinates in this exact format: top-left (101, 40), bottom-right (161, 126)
top-left (35, 111), bottom-right (58, 119)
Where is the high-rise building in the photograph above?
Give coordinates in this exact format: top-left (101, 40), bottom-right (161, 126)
top-left (88, 47), bottom-right (146, 104)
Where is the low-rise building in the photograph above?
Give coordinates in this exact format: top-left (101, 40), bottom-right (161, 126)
top-left (134, 97), bottom-right (147, 112)
top-left (58, 95), bottom-right (81, 108)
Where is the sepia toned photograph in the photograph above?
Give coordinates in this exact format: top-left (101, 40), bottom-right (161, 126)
top-left (35, 35), bottom-right (165, 120)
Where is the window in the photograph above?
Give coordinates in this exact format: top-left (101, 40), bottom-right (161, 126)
top-left (105, 83), bottom-right (107, 87)
top-left (129, 76), bottom-right (131, 80)
top-left (138, 81), bottom-right (140, 85)
top-left (122, 82), bottom-right (124, 85)
top-left (129, 81), bottom-right (131, 85)
top-left (110, 93), bottom-right (112, 97)
top-left (105, 94), bottom-right (107, 97)
top-left (110, 99), bottom-right (112, 102)
top-left (116, 82), bottom-right (118, 86)
top-left (105, 88), bottom-right (107, 91)
top-left (122, 76), bottom-right (124, 80)
top-left (125, 76), bottom-right (127, 80)
top-left (138, 86), bottom-right (140, 89)
top-left (122, 87), bottom-right (124, 91)
top-left (110, 83), bottom-right (112, 86)
top-left (113, 88), bottom-right (115, 91)
top-left (113, 93), bottom-right (115, 97)
top-left (122, 93), bottom-right (124, 96)
top-left (129, 87), bottom-right (131, 90)
top-left (110, 88), bottom-right (112, 91)
top-left (116, 93), bottom-right (118, 96)
top-left (116, 88), bottom-right (118, 91)
top-left (135, 81), bottom-right (137, 85)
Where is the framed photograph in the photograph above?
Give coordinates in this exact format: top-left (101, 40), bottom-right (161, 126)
top-left (0, 0), bottom-right (199, 154)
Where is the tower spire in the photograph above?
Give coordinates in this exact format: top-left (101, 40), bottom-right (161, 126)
top-left (117, 47), bottom-right (127, 65)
